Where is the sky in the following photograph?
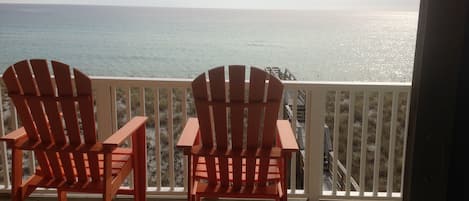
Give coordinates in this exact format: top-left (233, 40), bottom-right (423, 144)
top-left (0, 0), bottom-right (420, 10)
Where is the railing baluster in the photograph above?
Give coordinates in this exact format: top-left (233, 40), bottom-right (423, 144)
top-left (279, 90), bottom-right (285, 119)
top-left (345, 91), bottom-right (355, 195)
top-left (386, 91), bottom-right (398, 197)
top-left (139, 87), bottom-right (145, 116)
top-left (0, 87), bottom-right (11, 188)
top-left (373, 91), bottom-right (384, 196)
top-left (290, 90), bottom-right (298, 193)
top-left (108, 86), bottom-right (117, 133)
top-left (332, 91), bottom-right (340, 195)
top-left (400, 91), bottom-right (411, 194)
top-left (168, 89), bottom-right (175, 190)
top-left (154, 88), bottom-right (161, 189)
top-left (10, 99), bottom-right (18, 130)
top-left (359, 91), bottom-right (369, 196)
top-left (125, 88), bottom-right (131, 125)
top-left (304, 90), bottom-right (311, 195)
top-left (182, 88), bottom-right (188, 191)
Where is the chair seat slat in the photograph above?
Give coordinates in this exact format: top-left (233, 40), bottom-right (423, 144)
top-left (195, 181), bottom-right (280, 197)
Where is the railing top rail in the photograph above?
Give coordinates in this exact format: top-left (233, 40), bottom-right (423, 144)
top-left (0, 75), bottom-right (410, 89)
top-left (282, 80), bottom-right (411, 90)
top-left (86, 76), bottom-right (411, 90)
top-left (90, 76), bottom-right (193, 88)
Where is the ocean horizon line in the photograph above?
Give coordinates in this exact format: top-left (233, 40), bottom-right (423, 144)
top-left (0, 2), bottom-right (419, 12)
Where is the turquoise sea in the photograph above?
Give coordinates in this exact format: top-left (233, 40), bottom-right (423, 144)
top-left (0, 4), bottom-right (418, 81)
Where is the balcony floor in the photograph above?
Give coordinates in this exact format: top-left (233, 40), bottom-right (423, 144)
top-left (0, 197), bottom-right (297, 201)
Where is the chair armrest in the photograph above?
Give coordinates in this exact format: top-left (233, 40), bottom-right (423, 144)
top-left (176, 118), bottom-right (199, 152)
top-left (0, 127), bottom-right (27, 146)
top-left (276, 120), bottom-right (299, 152)
top-left (103, 116), bottom-right (147, 151)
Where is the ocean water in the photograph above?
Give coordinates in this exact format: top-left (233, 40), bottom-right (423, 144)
top-left (0, 4), bottom-right (418, 81)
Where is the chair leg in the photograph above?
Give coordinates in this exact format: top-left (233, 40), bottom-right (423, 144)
top-left (281, 195), bottom-right (288, 201)
top-left (58, 190), bottom-right (67, 201)
top-left (103, 153), bottom-right (113, 201)
top-left (103, 195), bottom-right (112, 201)
top-left (133, 168), bottom-right (146, 201)
top-left (133, 124), bottom-right (147, 201)
top-left (11, 186), bottom-right (23, 201)
top-left (187, 155), bottom-right (193, 201)
top-left (11, 149), bottom-right (24, 201)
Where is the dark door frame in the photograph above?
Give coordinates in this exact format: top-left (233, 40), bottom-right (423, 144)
top-left (404, 0), bottom-right (467, 200)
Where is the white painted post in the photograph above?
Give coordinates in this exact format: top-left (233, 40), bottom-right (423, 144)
top-left (359, 91), bottom-right (369, 196)
top-left (400, 91), bottom-right (411, 195)
top-left (373, 91), bottom-right (384, 196)
top-left (290, 90), bottom-right (298, 193)
top-left (154, 88), bottom-right (161, 189)
top-left (94, 80), bottom-right (114, 141)
top-left (168, 89), bottom-right (175, 190)
top-left (345, 91), bottom-right (355, 195)
top-left (332, 91), bottom-right (340, 194)
top-left (182, 88), bottom-right (188, 191)
top-left (387, 91), bottom-right (399, 196)
top-left (307, 88), bottom-right (326, 201)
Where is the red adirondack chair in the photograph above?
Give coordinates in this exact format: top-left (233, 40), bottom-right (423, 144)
top-left (0, 59), bottom-right (147, 201)
top-left (177, 65), bottom-right (299, 201)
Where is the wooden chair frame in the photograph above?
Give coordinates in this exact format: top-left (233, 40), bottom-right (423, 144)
top-left (177, 65), bottom-right (299, 201)
top-left (0, 59), bottom-right (147, 201)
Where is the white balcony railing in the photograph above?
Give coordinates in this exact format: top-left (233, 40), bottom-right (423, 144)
top-left (0, 77), bottom-right (410, 201)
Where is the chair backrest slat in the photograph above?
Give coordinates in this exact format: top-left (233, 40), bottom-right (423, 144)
top-left (74, 69), bottom-right (96, 144)
top-left (262, 76), bottom-right (283, 147)
top-left (192, 73), bottom-right (213, 148)
top-left (228, 66), bottom-right (245, 189)
top-left (208, 67), bottom-right (227, 149)
top-left (208, 67), bottom-right (229, 186)
top-left (258, 75), bottom-right (283, 185)
top-left (74, 69), bottom-right (100, 181)
top-left (246, 67), bottom-right (268, 186)
top-left (228, 66), bottom-right (245, 150)
top-left (52, 62), bottom-right (81, 144)
top-left (192, 72), bottom-right (218, 185)
top-left (246, 68), bottom-right (267, 149)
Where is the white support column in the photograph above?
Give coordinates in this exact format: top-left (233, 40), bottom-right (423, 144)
top-left (290, 90), bottom-right (298, 193)
top-left (182, 88), bottom-right (188, 191)
top-left (154, 88), bottom-right (161, 190)
top-left (307, 88), bottom-right (326, 201)
top-left (94, 81), bottom-right (114, 141)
